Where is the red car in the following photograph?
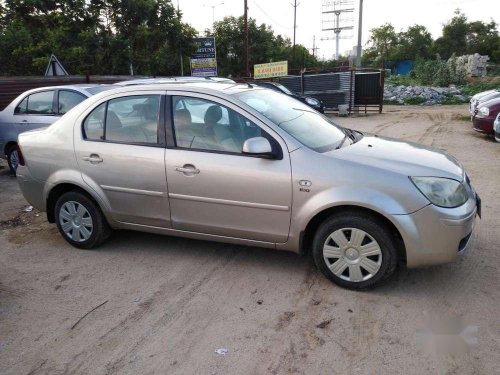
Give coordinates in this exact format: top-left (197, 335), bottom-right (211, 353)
top-left (473, 97), bottom-right (500, 135)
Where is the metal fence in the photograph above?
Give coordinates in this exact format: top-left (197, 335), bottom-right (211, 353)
top-left (277, 69), bottom-right (384, 114)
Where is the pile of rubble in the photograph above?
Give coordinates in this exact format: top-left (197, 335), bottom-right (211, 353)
top-left (384, 84), bottom-right (468, 105)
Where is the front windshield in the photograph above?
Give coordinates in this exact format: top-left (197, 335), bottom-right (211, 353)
top-left (234, 89), bottom-right (347, 152)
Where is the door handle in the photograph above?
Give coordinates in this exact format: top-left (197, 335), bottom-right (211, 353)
top-left (82, 154), bottom-right (103, 164)
top-left (175, 165), bottom-right (200, 175)
top-left (20, 120), bottom-right (29, 125)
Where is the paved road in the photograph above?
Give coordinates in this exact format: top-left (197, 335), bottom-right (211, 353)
top-left (0, 105), bottom-right (498, 374)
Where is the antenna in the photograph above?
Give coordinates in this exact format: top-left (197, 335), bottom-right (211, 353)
top-left (321, 0), bottom-right (354, 60)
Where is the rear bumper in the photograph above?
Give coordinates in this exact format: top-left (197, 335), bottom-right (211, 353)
top-left (393, 197), bottom-right (477, 268)
top-left (16, 165), bottom-right (46, 212)
top-left (472, 117), bottom-right (494, 134)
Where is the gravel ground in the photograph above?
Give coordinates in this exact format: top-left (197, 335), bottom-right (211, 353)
top-left (0, 104), bottom-right (499, 375)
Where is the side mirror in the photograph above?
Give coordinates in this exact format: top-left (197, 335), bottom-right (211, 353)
top-left (242, 137), bottom-right (274, 157)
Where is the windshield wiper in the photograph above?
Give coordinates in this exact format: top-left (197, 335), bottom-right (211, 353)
top-left (336, 135), bottom-right (349, 149)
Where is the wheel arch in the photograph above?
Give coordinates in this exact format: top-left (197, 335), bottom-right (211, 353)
top-left (4, 141), bottom-right (17, 155)
top-left (46, 182), bottom-right (108, 225)
top-left (300, 205), bottom-right (407, 263)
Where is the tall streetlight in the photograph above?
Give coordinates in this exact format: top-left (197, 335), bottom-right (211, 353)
top-left (203, 2), bottom-right (225, 27)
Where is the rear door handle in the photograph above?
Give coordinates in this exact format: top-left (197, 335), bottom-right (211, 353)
top-left (175, 165), bottom-right (200, 175)
top-left (82, 154), bottom-right (103, 164)
top-left (20, 120), bottom-right (29, 125)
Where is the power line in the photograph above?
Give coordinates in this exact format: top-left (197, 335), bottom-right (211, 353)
top-left (250, 0), bottom-right (293, 29)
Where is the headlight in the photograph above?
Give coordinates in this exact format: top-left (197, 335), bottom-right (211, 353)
top-left (410, 177), bottom-right (469, 208)
top-left (305, 97), bottom-right (320, 106)
top-left (478, 107), bottom-right (489, 116)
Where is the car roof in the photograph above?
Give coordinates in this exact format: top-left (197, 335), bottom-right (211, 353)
top-left (116, 77), bottom-right (236, 86)
top-left (92, 81), bottom-right (265, 99)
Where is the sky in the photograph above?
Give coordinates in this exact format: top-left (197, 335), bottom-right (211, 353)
top-left (178, 0), bottom-right (500, 60)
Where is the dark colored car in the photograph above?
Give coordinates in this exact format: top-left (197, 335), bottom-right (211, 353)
top-left (256, 82), bottom-right (325, 113)
top-left (473, 97), bottom-right (500, 135)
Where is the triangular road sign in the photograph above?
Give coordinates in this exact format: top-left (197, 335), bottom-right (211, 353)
top-left (44, 54), bottom-right (69, 76)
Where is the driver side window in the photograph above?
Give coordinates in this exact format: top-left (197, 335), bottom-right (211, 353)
top-left (172, 96), bottom-right (263, 153)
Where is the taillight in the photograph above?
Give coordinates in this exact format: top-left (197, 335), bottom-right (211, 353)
top-left (16, 144), bottom-right (25, 166)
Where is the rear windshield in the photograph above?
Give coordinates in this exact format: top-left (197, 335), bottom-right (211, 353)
top-left (86, 86), bottom-right (115, 95)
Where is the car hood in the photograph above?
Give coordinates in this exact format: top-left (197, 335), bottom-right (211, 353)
top-left (330, 134), bottom-right (464, 181)
top-left (472, 89), bottom-right (498, 101)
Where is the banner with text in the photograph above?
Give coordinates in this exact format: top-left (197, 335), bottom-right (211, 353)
top-left (254, 61), bottom-right (288, 79)
top-left (191, 37), bottom-right (217, 77)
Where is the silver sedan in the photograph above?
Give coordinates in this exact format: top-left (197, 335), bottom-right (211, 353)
top-left (0, 84), bottom-right (114, 173)
top-left (16, 82), bottom-right (480, 289)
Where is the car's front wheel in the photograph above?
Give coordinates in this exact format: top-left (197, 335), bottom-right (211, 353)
top-left (55, 191), bottom-right (111, 249)
top-left (312, 211), bottom-right (399, 289)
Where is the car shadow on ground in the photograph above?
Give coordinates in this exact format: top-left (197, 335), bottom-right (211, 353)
top-left (94, 228), bottom-right (469, 297)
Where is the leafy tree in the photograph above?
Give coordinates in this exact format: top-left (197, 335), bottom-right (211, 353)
top-left (394, 25), bottom-right (433, 60)
top-left (434, 10), bottom-right (469, 58)
top-left (362, 23), bottom-right (398, 64)
top-left (209, 16), bottom-right (317, 77)
top-left (0, 0), bottom-right (197, 75)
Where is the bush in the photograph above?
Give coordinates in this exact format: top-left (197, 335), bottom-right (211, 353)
top-left (461, 82), bottom-right (500, 96)
top-left (404, 96), bottom-right (426, 105)
top-left (413, 54), bottom-right (466, 87)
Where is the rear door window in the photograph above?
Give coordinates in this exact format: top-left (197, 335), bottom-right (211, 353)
top-left (14, 97), bottom-right (28, 114)
top-left (26, 91), bottom-right (55, 115)
top-left (59, 90), bottom-right (86, 115)
top-left (83, 103), bottom-right (106, 141)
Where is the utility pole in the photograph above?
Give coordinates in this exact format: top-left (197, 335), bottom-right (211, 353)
top-left (356, 0), bottom-right (363, 67)
top-left (244, 0), bottom-right (249, 76)
top-left (177, 0), bottom-right (184, 76)
top-left (291, 0), bottom-right (299, 69)
top-left (312, 35), bottom-right (319, 58)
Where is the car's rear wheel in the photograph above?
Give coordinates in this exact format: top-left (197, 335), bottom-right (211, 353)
top-left (312, 211), bottom-right (399, 289)
top-left (55, 191), bottom-right (110, 249)
top-left (6, 145), bottom-right (19, 174)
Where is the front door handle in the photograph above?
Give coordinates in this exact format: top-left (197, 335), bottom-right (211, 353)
top-left (175, 165), bottom-right (200, 175)
top-left (82, 154), bottom-right (103, 164)
top-left (20, 120), bottom-right (29, 126)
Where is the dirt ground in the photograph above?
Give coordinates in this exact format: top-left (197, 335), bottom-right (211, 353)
top-left (1, 104), bottom-right (499, 375)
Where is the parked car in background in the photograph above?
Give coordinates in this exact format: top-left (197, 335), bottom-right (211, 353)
top-left (469, 88), bottom-right (499, 115)
top-left (472, 97), bottom-right (500, 135)
top-left (255, 81), bottom-right (325, 113)
top-left (494, 112), bottom-right (500, 142)
top-left (0, 84), bottom-right (114, 173)
top-left (16, 82), bottom-right (479, 289)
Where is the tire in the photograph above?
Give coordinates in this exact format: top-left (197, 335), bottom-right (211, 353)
top-left (6, 145), bottom-right (19, 174)
top-left (55, 191), bottom-right (111, 249)
top-left (312, 211), bottom-right (399, 290)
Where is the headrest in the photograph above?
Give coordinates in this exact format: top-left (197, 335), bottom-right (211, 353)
top-left (204, 105), bottom-right (222, 125)
top-left (174, 108), bottom-right (192, 126)
top-left (106, 110), bottom-right (122, 130)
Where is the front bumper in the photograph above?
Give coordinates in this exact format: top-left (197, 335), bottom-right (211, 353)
top-left (472, 117), bottom-right (494, 135)
top-left (494, 118), bottom-right (500, 142)
top-left (393, 196), bottom-right (478, 268)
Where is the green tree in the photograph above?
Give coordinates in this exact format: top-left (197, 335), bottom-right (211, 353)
top-left (394, 25), bottom-right (433, 60)
top-left (210, 16), bottom-right (317, 77)
top-left (434, 10), bottom-right (469, 58)
top-left (362, 23), bottom-right (398, 64)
